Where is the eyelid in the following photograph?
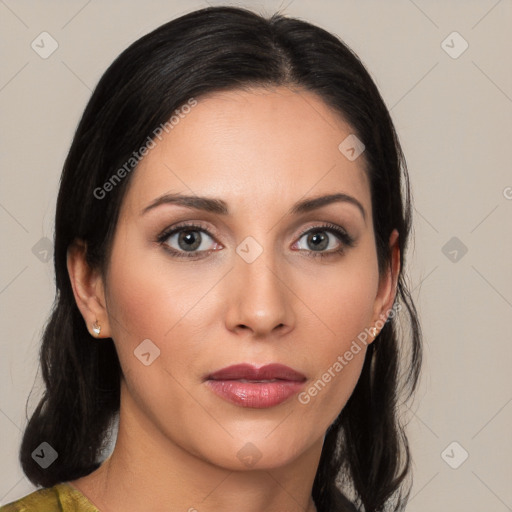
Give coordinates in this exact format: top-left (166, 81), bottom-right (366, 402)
top-left (157, 220), bottom-right (218, 241)
top-left (295, 222), bottom-right (355, 245)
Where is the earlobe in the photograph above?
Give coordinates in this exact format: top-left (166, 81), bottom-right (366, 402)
top-left (67, 240), bottom-right (111, 338)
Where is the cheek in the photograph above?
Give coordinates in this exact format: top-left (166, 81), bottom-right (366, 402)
top-left (292, 250), bottom-right (378, 418)
top-left (104, 239), bottom-right (225, 380)
top-left (103, 243), bottom-right (218, 437)
top-left (106, 224), bottom-right (199, 331)
top-left (294, 244), bottom-right (379, 345)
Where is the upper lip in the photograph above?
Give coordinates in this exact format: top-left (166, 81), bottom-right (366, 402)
top-left (207, 363), bottom-right (306, 382)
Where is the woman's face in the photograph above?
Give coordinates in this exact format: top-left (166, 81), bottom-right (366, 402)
top-left (97, 86), bottom-right (396, 470)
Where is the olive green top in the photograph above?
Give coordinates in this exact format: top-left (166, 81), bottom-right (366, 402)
top-left (0, 483), bottom-right (99, 511)
top-left (0, 482), bottom-right (359, 511)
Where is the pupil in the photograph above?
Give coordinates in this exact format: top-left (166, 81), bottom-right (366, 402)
top-left (179, 231), bottom-right (201, 251)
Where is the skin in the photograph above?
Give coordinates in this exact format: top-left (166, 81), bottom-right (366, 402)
top-left (67, 86), bottom-right (400, 512)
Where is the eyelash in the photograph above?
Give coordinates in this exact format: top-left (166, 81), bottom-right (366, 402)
top-left (156, 221), bottom-right (355, 260)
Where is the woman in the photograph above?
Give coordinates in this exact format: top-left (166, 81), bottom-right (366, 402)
top-left (1, 5), bottom-right (421, 512)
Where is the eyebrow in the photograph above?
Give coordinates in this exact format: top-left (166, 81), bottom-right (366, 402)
top-left (141, 192), bottom-right (366, 221)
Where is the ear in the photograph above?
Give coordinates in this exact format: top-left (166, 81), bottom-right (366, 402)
top-left (67, 239), bottom-right (111, 338)
top-left (370, 229), bottom-right (400, 339)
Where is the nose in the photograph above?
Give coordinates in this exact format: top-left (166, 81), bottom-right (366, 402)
top-left (224, 245), bottom-right (296, 338)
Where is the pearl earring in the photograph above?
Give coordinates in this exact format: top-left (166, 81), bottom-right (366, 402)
top-left (92, 321), bottom-right (101, 337)
top-left (370, 327), bottom-right (378, 338)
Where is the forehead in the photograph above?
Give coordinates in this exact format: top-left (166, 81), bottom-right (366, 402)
top-left (122, 86), bottom-right (370, 217)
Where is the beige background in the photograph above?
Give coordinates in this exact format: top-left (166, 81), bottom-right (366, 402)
top-left (1, 0), bottom-right (511, 510)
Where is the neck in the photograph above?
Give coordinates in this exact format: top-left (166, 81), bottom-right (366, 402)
top-left (72, 384), bottom-right (321, 512)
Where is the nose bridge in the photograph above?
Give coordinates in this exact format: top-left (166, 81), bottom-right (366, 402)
top-left (225, 235), bottom-right (294, 335)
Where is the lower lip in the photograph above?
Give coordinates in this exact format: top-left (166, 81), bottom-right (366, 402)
top-left (206, 379), bottom-right (305, 408)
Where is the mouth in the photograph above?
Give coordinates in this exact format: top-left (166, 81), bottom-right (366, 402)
top-left (205, 363), bottom-right (306, 408)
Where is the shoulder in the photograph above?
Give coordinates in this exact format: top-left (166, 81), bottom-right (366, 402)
top-left (0, 485), bottom-right (62, 512)
top-left (0, 483), bottom-right (99, 512)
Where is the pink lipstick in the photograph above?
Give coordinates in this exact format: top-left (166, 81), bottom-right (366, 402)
top-left (205, 363), bottom-right (306, 408)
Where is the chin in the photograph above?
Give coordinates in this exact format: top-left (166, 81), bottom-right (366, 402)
top-left (199, 432), bottom-right (317, 472)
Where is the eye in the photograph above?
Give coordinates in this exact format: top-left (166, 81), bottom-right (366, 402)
top-left (157, 223), bottom-right (221, 258)
top-left (156, 221), bottom-right (354, 260)
top-left (293, 223), bottom-right (355, 258)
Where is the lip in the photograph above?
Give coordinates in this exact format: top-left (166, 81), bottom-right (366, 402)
top-left (205, 363), bottom-right (306, 408)
top-left (207, 363), bottom-right (306, 382)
